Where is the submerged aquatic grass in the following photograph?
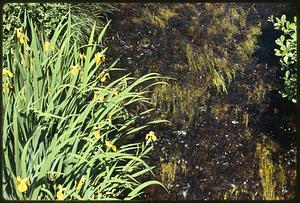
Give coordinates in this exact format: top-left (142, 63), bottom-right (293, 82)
top-left (141, 3), bottom-right (262, 128)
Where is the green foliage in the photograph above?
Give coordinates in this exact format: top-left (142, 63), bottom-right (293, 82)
top-left (2, 12), bottom-right (167, 200)
top-left (3, 3), bottom-right (117, 56)
top-left (268, 15), bottom-right (297, 103)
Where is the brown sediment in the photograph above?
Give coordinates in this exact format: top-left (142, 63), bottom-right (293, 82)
top-left (105, 2), bottom-right (296, 200)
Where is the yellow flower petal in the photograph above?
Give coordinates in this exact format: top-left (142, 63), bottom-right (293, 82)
top-left (2, 68), bottom-right (13, 77)
top-left (93, 91), bottom-right (98, 99)
top-left (99, 95), bottom-right (105, 102)
top-left (95, 52), bottom-right (101, 64)
top-left (17, 182), bottom-right (27, 193)
top-left (152, 134), bottom-right (157, 141)
top-left (80, 53), bottom-right (86, 60)
top-left (105, 140), bottom-right (111, 147)
top-left (16, 176), bottom-right (21, 185)
top-left (57, 190), bottom-right (64, 200)
top-left (19, 34), bottom-right (25, 44)
top-left (146, 131), bottom-right (157, 143)
top-left (8, 70), bottom-right (13, 77)
top-left (94, 131), bottom-right (101, 139)
top-left (24, 177), bottom-right (30, 186)
top-left (100, 76), bottom-right (107, 83)
top-left (16, 177), bottom-right (30, 193)
top-left (16, 30), bottom-right (21, 39)
top-left (69, 65), bottom-right (80, 75)
top-left (111, 145), bottom-right (117, 152)
top-left (3, 82), bottom-right (13, 93)
top-left (57, 184), bottom-right (63, 190)
top-left (44, 41), bottom-right (50, 52)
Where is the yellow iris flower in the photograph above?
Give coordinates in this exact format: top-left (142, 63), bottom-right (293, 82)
top-left (2, 68), bottom-right (13, 78)
top-left (111, 145), bottom-right (117, 152)
top-left (43, 41), bottom-right (50, 52)
top-left (146, 131), bottom-right (157, 143)
top-left (99, 73), bottom-right (109, 83)
top-left (101, 75), bottom-right (107, 83)
top-left (80, 53), bottom-right (86, 60)
top-left (69, 65), bottom-right (81, 75)
top-left (15, 28), bottom-right (25, 44)
top-left (56, 184), bottom-right (67, 200)
top-left (105, 140), bottom-right (117, 152)
top-left (93, 91), bottom-right (98, 100)
top-left (2, 82), bottom-right (13, 93)
top-left (19, 35), bottom-right (25, 44)
top-left (16, 176), bottom-right (30, 193)
top-left (94, 131), bottom-right (101, 139)
top-left (92, 126), bottom-right (101, 139)
top-left (16, 29), bottom-right (21, 39)
top-left (95, 52), bottom-right (105, 64)
top-left (101, 54), bottom-right (105, 62)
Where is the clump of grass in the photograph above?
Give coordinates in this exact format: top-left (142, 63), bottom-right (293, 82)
top-left (255, 143), bottom-right (276, 200)
top-left (159, 154), bottom-right (186, 189)
top-left (223, 183), bottom-right (256, 200)
top-left (185, 43), bottom-right (234, 94)
top-left (2, 12), bottom-right (167, 200)
top-left (151, 81), bottom-right (209, 128)
top-left (255, 138), bottom-right (288, 200)
top-left (143, 6), bottom-right (176, 29)
top-left (210, 103), bottom-right (229, 119)
top-left (121, 4), bottom-right (262, 128)
top-left (210, 103), bottom-right (229, 118)
top-left (247, 79), bottom-right (271, 103)
top-left (255, 139), bottom-right (288, 200)
top-left (242, 112), bottom-right (249, 128)
top-left (160, 161), bottom-right (177, 189)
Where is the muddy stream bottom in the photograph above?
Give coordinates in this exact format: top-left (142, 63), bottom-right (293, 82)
top-left (104, 3), bottom-right (296, 200)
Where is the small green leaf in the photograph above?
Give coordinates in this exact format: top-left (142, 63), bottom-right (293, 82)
top-left (281, 15), bottom-right (286, 22)
top-left (283, 55), bottom-right (289, 64)
top-left (285, 70), bottom-right (290, 78)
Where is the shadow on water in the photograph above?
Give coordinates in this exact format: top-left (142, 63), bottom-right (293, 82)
top-left (104, 3), bottom-right (296, 200)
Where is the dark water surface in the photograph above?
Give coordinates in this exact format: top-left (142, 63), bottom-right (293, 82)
top-left (104, 3), bottom-right (296, 200)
